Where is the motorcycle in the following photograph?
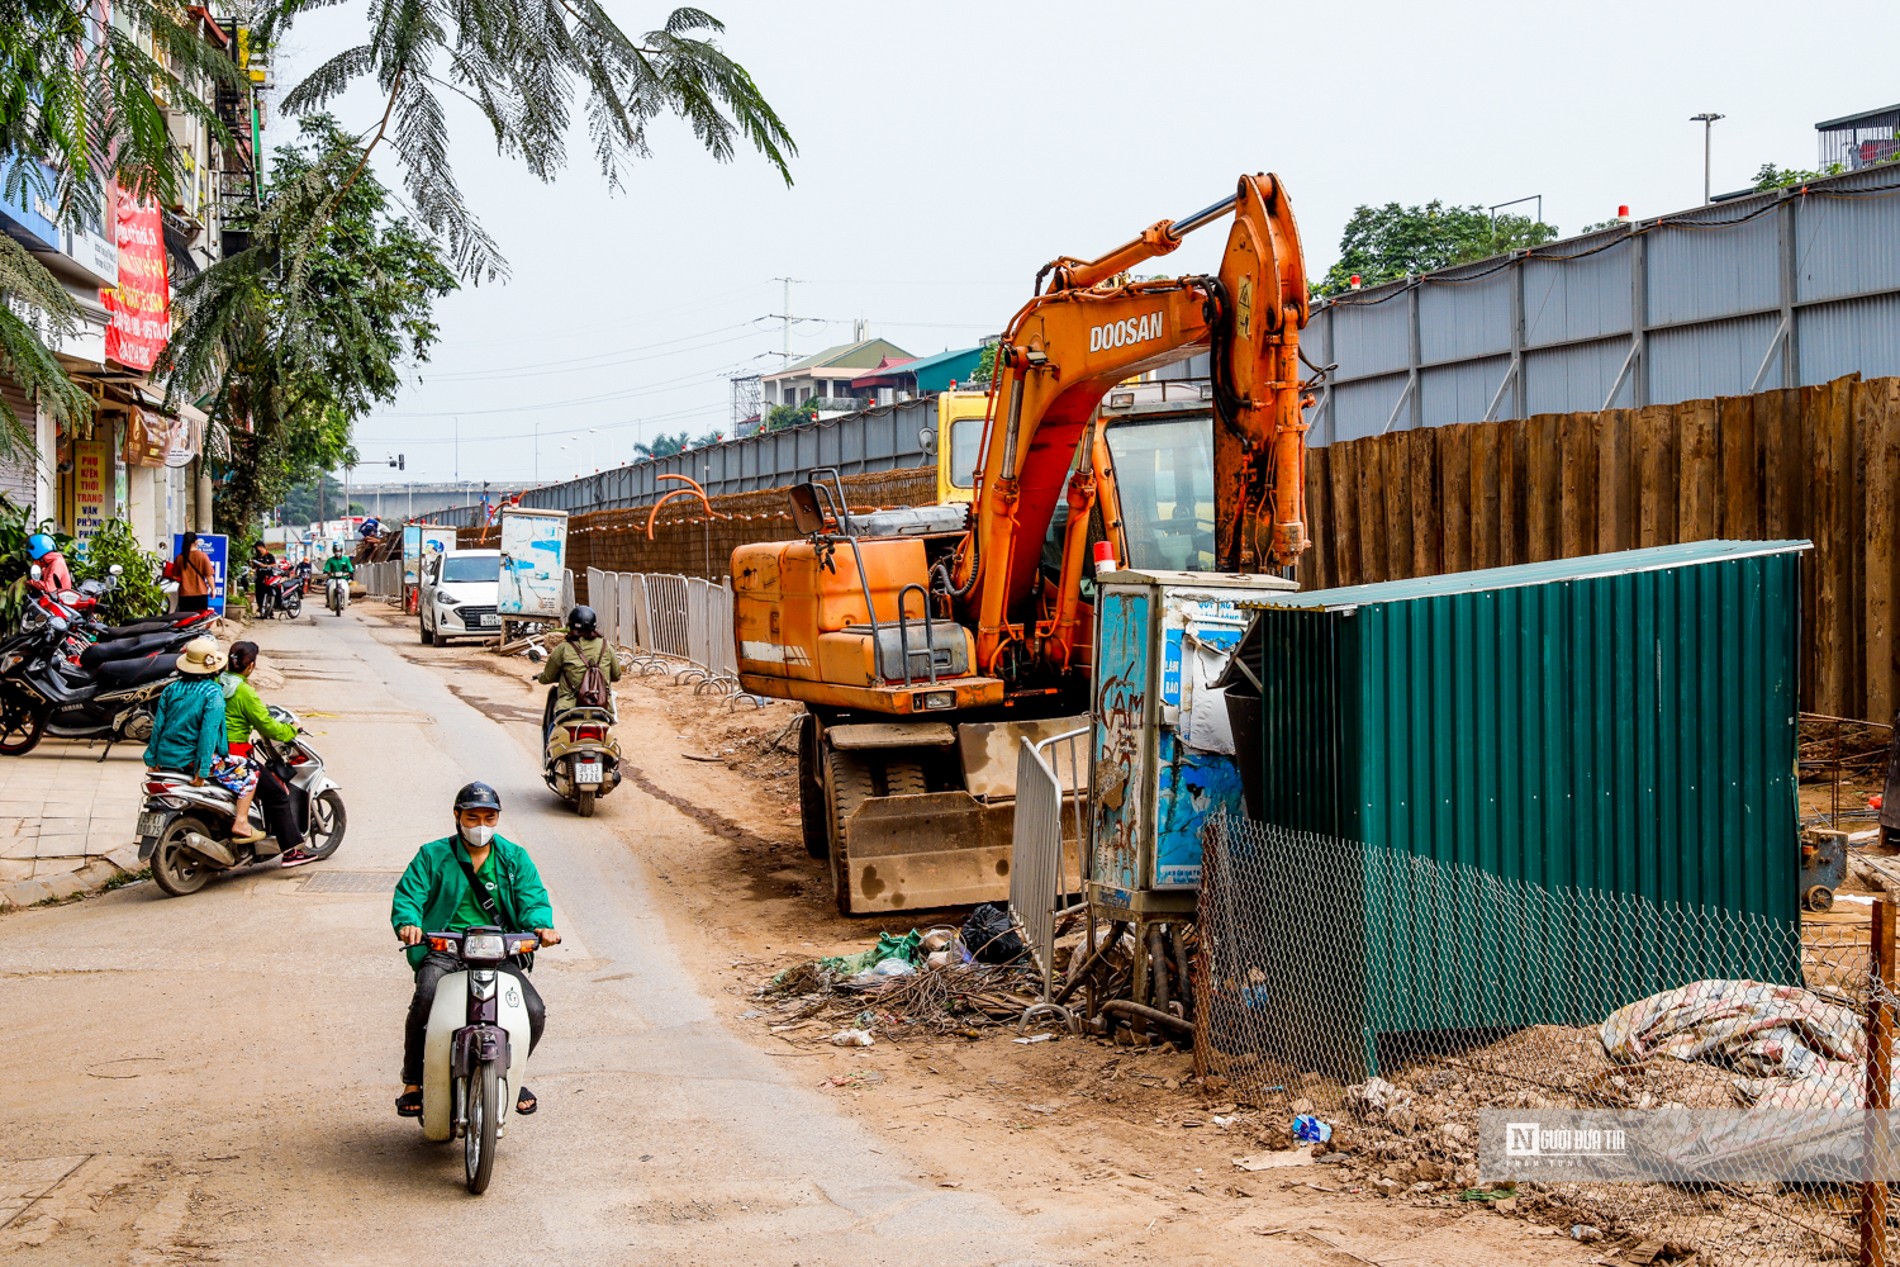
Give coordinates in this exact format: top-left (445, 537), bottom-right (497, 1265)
top-left (326, 573), bottom-right (350, 616)
top-left (261, 567), bottom-right (304, 619)
top-left (416, 926), bottom-right (541, 1194)
top-left (137, 706), bottom-right (347, 895)
top-left (0, 617), bottom-right (176, 756)
top-left (541, 688), bottom-right (622, 817)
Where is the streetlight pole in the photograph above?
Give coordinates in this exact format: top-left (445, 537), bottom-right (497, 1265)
top-left (1691, 112), bottom-right (1725, 204)
top-left (453, 416), bottom-right (460, 486)
top-left (534, 419), bottom-right (541, 486)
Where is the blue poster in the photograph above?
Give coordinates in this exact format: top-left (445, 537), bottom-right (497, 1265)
top-left (173, 533), bottom-right (228, 615)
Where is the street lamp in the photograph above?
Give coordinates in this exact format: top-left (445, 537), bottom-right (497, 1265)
top-left (1690, 112), bottom-right (1725, 204)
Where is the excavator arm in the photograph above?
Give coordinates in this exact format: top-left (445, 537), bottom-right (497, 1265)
top-left (956, 173), bottom-right (1310, 677)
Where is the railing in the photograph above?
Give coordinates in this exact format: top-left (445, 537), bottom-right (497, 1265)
top-left (1009, 726), bottom-right (1090, 1032)
top-left (360, 560), bottom-right (401, 601)
top-left (586, 567), bottom-right (753, 699)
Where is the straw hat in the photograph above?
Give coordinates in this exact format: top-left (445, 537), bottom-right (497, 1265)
top-left (176, 638), bottom-right (227, 676)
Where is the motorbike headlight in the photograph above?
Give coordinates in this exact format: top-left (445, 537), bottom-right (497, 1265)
top-left (462, 932), bottom-right (506, 961)
top-left (0, 652), bottom-right (19, 673)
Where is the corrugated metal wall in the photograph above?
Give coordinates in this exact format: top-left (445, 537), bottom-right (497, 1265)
top-left (1234, 543), bottom-right (1806, 1056)
top-left (1247, 541), bottom-right (1804, 915)
top-left (1302, 165), bottom-right (1900, 444)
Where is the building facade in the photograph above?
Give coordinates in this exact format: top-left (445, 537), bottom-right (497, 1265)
top-left (0, 8), bottom-right (270, 554)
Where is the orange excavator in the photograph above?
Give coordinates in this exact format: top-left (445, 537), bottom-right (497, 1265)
top-left (731, 174), bottom-right (1311, 914)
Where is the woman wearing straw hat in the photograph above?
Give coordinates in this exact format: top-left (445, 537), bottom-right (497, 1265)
top-left (144, 638), bottom-right (266, 844)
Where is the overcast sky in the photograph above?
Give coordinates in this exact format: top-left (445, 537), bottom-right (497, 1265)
top-left (274, 0), bottom-right (1897, 490)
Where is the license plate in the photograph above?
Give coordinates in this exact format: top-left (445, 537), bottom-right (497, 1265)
top-left (479, 614), bottom-right (498, 627)
top-left (137, 810), bottom-right (166, 838)
top-left (575, 760), bottom-right (602, 785)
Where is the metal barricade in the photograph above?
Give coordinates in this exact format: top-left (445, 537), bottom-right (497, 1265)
top-left (1009, 726), bottom-right (1090, 1032)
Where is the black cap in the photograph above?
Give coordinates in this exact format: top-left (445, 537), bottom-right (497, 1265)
top-left (453, 781), bottom-right (502, 812)
top-left (567, 605), bottom-right (597, 633)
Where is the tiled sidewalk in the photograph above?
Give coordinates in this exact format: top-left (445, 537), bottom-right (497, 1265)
top-left (0, 740), bottom-right (148, 903)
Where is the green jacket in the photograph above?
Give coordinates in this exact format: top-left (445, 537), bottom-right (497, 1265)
top-left (143, 676), bottom-right (228, 778)
top-left (390, 833), bottom-right (554, 970)
top-left (323, 556), bottom-right (355, 577)
top-left (220, 673), bottom-right (296, 746)
top-left (536, 635), bottom-right (620, 714)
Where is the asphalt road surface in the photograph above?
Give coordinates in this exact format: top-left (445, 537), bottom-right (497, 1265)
top-left (0, 611), bottom-right (1068, 1266)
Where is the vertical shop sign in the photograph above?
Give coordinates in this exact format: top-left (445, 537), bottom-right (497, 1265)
top-left (101, 189), bottom-right (171, 371)
top-left (74, 440), bottom-right (108, 551)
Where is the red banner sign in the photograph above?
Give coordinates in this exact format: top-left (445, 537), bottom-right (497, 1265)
top-left (101, 189), bottom-right (170, 371)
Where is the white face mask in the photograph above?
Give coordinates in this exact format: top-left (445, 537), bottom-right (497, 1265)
top-left (460, 824), bottom-right (496, 849)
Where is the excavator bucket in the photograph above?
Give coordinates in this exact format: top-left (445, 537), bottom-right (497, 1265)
top-left (836, 792), bottom-right (1014, 914)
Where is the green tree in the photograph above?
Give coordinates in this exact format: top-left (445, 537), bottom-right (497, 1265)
top-left (162, 117), bottom-right (458, 532)
top-left (763, 400), bottom-right (818, 433)
top-left (262, 2), bottom-right (796, 280)
top-left (1753, 160), bottom-right (1849, 191)
top-left (0, 0), bottom-right (237, 446)
top-left (1315, 201), bottom-right (1561, 297)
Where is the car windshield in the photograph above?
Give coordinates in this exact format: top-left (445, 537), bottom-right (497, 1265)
top-left (1103, 415), bottom-right (1215, 572)
top-left (440, 556), bottom-right (499, 584)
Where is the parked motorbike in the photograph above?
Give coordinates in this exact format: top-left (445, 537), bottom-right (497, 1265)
top-left (541, 688), bottom-right (622, 817)
top-left (137, 706), bottom-right (346, 895)
top-left (326, 574), bottom-right (349, 616)
top-left (416, 926), bottom-right (541, 1194)
top-left (0, 617), bottom-right (176, 756)
top-left (261, 567), bottom-right (304, 619)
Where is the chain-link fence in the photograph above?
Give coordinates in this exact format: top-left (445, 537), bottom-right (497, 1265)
top-left (1197, 811), bottom-right (1898, 1267)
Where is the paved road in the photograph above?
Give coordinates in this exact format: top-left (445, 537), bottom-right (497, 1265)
top-left (0, 611), bottom-right (1067, 1265)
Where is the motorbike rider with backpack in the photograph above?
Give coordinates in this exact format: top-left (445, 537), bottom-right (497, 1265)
top-left (390, 782), bottom-right (560, 1119)
top-left (536, 606), bottom-right (620, 740)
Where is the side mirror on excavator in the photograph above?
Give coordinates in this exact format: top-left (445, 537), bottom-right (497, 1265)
top-left (788, 483), bottom-right (827, 536)
top-left (918, 426), bottom-right (937, 457)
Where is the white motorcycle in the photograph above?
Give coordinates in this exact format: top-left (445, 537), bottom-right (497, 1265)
top-left (417, 927), bottom-right (540, 1194)
top-left (138, 706), bottom-right (346, 895)
top-left (327, 574), bottom-right (350, 616)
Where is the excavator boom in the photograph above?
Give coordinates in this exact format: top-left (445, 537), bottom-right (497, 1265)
top-left (960, 174), bottom-right (1309, 674)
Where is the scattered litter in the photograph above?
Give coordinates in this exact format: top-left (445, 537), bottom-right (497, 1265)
top-left (1233, 1147), bottom-right (1315, 1171)
top-left (1293, 1114), bottom-right (1333, 1143)
top-left (962, 903), bottom-right (1027, 964)
top-left (1211, 1114), bottom-right (1240, 1128)
top-left (829, 1028), bottom-right (875, 1047)
top-left (1571, 1224), bottom-right (1604, 1243)
top-left (870, 957), bottom-right (915, 978)
top-left (1014, 1033), bottom-right (1056, 1045)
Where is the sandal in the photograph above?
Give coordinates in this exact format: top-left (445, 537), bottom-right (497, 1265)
top-left (279, 847), bottom-right (318, 868)
top-left (395, 1089), bottom-right (423, 1118)
top-left (515, 1087), bottom-right (537, 1116)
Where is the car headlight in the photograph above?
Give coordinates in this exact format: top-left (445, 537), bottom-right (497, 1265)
top-left (462, 932), bottom-right (505, 961)
top-left (437, 594), bottom-right (460, 607)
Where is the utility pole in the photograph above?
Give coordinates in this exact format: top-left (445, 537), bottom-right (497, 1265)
top-left (1691, 112), bottom-right (1725, 204)
top-left (767, 277), bottom-right (798, 364)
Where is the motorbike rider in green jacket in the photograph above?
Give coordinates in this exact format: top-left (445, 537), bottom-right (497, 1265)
top-left (390, 781), bottom-right (560, 1119)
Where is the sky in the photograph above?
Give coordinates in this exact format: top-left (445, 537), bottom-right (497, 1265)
top-left (271, 0), bottom-right (1899, 489)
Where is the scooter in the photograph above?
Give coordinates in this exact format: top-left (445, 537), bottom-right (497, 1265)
top-left (137, 708), bottom-right (347, 895)
top-left (262, 567), bottom-right (304, 619)
top-left (541, 688), bottom-right (622, 817)
top-left (326, 574), bottom-right (350, 616)
top-left (416, 926), bottom-right (541, 1194)
top-left (0, 617), bottom-right (176, 756)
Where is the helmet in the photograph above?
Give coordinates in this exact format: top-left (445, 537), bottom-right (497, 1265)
top-left (26, 533), bottom-right (55, 560)
top-left (453, 781), bottom-right (502, 813)
top-left (567, 605), bottom-right (597, 635)
top-left (332, 543), bottom-right (344, 556)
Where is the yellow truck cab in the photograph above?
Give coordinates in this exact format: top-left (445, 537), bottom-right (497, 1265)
top-left (933, 390), bottom-right (992, 506)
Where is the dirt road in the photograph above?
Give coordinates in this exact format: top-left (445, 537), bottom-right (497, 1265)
top-left (0, 607), bottom-right (1605, 1266)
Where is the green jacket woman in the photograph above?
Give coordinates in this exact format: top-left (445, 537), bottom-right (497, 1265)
top-left (143, 642), bottom-right (230, 777)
